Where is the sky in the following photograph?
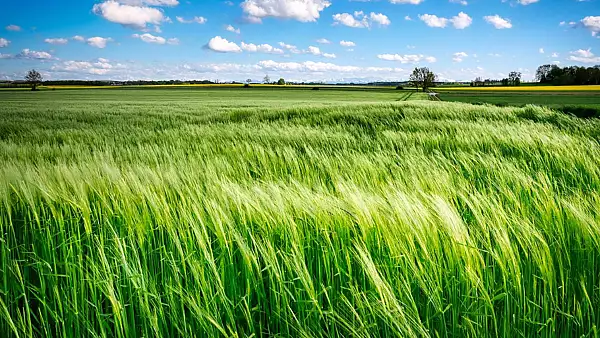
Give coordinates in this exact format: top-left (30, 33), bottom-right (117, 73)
top-left (0, 0), bottom-right (599, 83)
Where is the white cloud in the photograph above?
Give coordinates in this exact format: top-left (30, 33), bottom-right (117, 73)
top-left (552, 61), bottom-right (560, 65)
top-left (51, 58), bottom-right (126, 76)
top-left (451, 12), bottom-right (472, 29)
top-left (568, 49), bottom-right (600, 63)
top-left (45, 38), bottom-right (69, 45)
top-left (483, 15), bottom-right (512, 29)
top-left (419, 14), bottom-right (448, 28)
top-left (114, 0), bottom-right (178, 6)
top-left (317, 38), bottom-right (331, 44)
top-left (370, 12), bottom-right (391, 26)
top-left (340, 40), bottom-right (356, 47)
top-left (176, 16), bottom-right (207, 24)
top-left (279, 42), bottom-right (301, 53)
top-left (333, 11), bottom-right (390, 28)
top-left (92, 1), bottom-right (164, 29)
top-left (132, 33), bottom-right (179, 45)
top-left (389, 0), bottom-right (424, 4)
top-left (17, 49), bottom-right (54, 60)
top-left (452, 51), bottom-right (468, 62)
top-left (226, 25), bottom-right (241, 34)
top-left (0, 38), bottom-right (9, 48)
top-left (241, 42), bottom-right (284, 54)
top-left (241, 0), bottom-right (331, 23)
top-left (405, 15), bottom-right (412, 21)
top-left (551, 52), bottom-right (559, 57)
top-left (488, 53), bottom-right (501, 57)
top-left (5, 25), bottom-right (21, 32)
top-left (378, 53), bottom-right (436, 63)
top-left (517, 0), bottom-right (539, 4)
top-left (450, 0), bottom-right (468, 5)
top-left (581, 16), bottom-right (600, 37)
top-left (257, 60), bottom-right (404, 75)
top-left (332, 13), bottom-right (369, 28)
top-left (72, 35), bottom-right (86, 42)
top-left (206, 36), bottom-right (242, 53)
top-left (419, 12), bottom-right (471, 29)
top-left (539, 48), bottom-right (544, 54)
top-left (87, 37), bottom-right (113, 48)
top-left (307, 45), bottom-right (336, 58)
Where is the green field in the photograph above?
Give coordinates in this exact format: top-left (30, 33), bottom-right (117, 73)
top-left (1, 88), bottom-right (600, 337)
top-left (438, 90), bottom-right (600, 109)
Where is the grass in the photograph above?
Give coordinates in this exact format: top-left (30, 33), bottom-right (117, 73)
top-left (1, 88), bottom-right (600, 337)
top-left (436, 85), bottom-right (600, 91)
top-left (438, 90), bottom-right (600, 110)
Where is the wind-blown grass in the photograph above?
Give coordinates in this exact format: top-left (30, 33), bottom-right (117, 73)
top-left (1, 89), bottom-right (599, 337)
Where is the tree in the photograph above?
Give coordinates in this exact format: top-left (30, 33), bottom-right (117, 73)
top-left (263, 74), bottom-right (270, 84)
top-left (508, 71), bottom-right (521, 86)
top-left (246, 79), bottom-right (252, 84)
top-left (277, 78), bottom-right (286, 85)
top-left (409, 67), bottom-right (437, 92)
top-left (25, 69), bottom-right (43, 91)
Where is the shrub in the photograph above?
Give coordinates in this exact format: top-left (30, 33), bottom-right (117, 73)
top-left (312, 87), bottom-right (320, 90)
top-left (396, 86), bottom-right (404, 90)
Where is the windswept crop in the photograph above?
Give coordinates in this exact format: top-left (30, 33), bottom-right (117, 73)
top-left (1, 89), bottom-right (599, 337)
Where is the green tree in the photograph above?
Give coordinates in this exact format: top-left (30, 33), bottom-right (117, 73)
top-left (25, 69), bottom-right (43, 91)
top-left (409, 67), bottom-right (437, 92)
top-left (277, 78), bottom-right (286, 85)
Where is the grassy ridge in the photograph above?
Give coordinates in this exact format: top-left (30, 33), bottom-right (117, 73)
top-left (1, 89), bottom-right (600, 337)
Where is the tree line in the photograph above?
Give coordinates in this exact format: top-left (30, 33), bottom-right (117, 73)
top-left (536, 64), bottom-right (600, 85)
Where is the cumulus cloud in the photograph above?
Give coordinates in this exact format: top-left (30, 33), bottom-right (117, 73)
top-left (93, 1), bottom-right (164, 29)
top-left (114, 0), bottom-right (178, 6)
top-left (340, 40), bottom-right (356, 47)
top-left (452, 52), bottom-right (468, 62)
top-left (256, 60), bottom-right (404, 75)
top-left (317, 38), bottom-right (331, 44)
top-left (581, 16), bottom-right (600, 37)
top-left (176, 16), bottom-right (207, 24)
top-left (419, 12), bottom-right (471, 29)
top-left (539, 48), bottom-right (544, 54)
top-left (405, 16), bottom-right (412, 21)
top-left (377, 53), bottom-right (436, 63)
top-left (51, 58), bottom-right (126, 76)
top-left (226, 25), bottom-right (241, 33)
top-left (5, 25), bottom-right (21, 32)
top-left (87, 37), bottom-right (113, 48)
top-left (206, 36), bottom-right (242, 53)
top-left (279, 42), bottom-right (301, 54)
top-left (17, 49), bottom-right (55, 60)
top-left (551, 52), bottom-right (559, 58)
top-left (45, 38), bottom-right (69, 45)
top-left (450, 0), bottom-right (468, 5)
top-left (241, 0), bottom-right (331, 23)
top-left (241, 42), bottom-right (284, 54)
top-left (72, 35), bottom-right (86, 42)
top-left (517, 0), bottom-right (539, 4)
top-left (132, 33), bottom-right (179, 44)
top-left (0, 38), bottom-right (9, 48)
top-left (306, 46), bottom-right (336, 58)
top-left (333, 11), bottom-right (391, 28)
top-left (389, 0), bottom-right (424, 4)
top-left (568, 49), bottom-right (600, 63)
top-left (484, 15), bottom-right (512, 29)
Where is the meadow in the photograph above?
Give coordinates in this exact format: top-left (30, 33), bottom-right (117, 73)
top-left (436, 86), bottom-right (600, 112)
top-left (1, 88), bottom-right (600, 337)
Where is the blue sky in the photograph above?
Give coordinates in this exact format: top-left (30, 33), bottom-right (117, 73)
top-left (0, 0), bottom-right (598, 82)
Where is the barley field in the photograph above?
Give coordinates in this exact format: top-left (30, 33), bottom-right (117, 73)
top-left (1, 88), bottom-right (599, 337)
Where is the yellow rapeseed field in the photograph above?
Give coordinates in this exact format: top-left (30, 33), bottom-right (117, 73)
top-left (436, 85), bottom-right (600, 91)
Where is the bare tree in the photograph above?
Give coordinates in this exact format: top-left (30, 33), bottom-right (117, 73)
top-left (409, 67), bottom-right (437, 92)
top-left (263, 74), bottom-right (270, 84)
top-left (25, 69), bottom-right (43, 91)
